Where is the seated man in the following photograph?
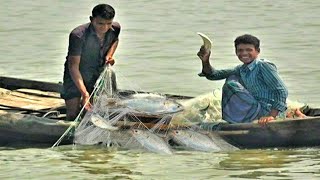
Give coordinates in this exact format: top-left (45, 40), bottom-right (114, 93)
top-left (197, 34), bottom-right (288, 124)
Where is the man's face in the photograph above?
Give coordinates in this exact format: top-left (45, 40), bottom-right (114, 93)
top-left (91, 16), bottom-right (113, 34)
top-left (235, 44), bottom-right (260, 64)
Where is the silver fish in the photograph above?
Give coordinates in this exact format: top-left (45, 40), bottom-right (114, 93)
top-left (131, 129), bottom-right (173, 154)
top-left (206, 132), bottom-right (239, 151)
top-left (121, 93), bottom-right (184, 116)
top-left (131, 93), bottom-right (165, 99)
top-left (170, 129), bottom-right (221, 152)
top-left (90, 114), bottom-right (119, 131)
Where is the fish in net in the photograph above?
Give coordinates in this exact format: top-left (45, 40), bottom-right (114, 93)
top-left (73, 66), bottom-right (184, 153)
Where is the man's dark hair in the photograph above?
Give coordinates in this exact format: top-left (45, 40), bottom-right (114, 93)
top-left (234, 34), bottom-right (260, 50)
top-left (92, 4), bottom-right (115, 19)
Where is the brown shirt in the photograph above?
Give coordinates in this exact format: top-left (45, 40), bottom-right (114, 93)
top-left (63, 22), bottom-right (120, 89)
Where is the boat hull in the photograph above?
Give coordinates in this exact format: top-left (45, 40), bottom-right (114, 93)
top-left (1, 76), bottom-right (319, 149)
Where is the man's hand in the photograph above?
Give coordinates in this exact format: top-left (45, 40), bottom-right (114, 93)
top-left (197, 45), bottom-right (211, 63)
top-left (106, 56), bottom-right (115, 66)
top-left (258, 116), bottom-right (275, 125)
top-left (81, 92), bottom-right (92, 111)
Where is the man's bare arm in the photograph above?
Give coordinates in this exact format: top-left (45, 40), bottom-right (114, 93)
top-left (68, 56), bottom-right (88, 96)
top-left (105, 40), bottom-right (119, 65)
top-left (68, 55), bottom-right (92, 110)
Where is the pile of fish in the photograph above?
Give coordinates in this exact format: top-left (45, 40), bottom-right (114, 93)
top-left (95, 92), bottom-right (184, 118)
top-left (73, 64), bottom-right (238, 154)
top-left (73, 91), bottom-right (239, 154)
top-left (76, 127), bottom-right (238, 154)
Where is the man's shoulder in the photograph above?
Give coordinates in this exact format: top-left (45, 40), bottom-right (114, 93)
top-left (70, 23), bottom-right (90, 38)
top-left (258, 58), bottom-right (274, 64)
top-left (257, 59), bottom-right (277, 70)
top-left (112, 21), bottom-right (121, 29)
top-left (235, 64), bottom-right (243, 70)
top-left (112, 21), bottom-right (121, 36)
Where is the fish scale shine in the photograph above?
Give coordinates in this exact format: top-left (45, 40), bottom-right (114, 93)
top-left (90, 114), bottom-right (119, 131)
top-left (170, 130), bottom-right (221, 152)
top-left (131, 129), bottom-right (173, 154)
top-left (122, 94), bottom-right (183, 115)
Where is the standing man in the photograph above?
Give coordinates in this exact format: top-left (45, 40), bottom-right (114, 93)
top-left (61, 4), bottom-right (121, 120)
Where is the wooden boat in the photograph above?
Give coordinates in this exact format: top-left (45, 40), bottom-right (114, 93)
top-left (0, 76), bottom-right (319, 149)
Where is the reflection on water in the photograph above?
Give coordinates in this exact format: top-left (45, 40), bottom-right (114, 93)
top-left (1, 146), bottom-right (320, 179)
top-left (221, 149), bottom-right (303, 170)
top-left (57, 146), bottom-right (142, 178)
top-left (219, 149), bottom-right (320, 179)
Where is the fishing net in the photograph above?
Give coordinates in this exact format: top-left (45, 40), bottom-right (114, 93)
top-left (55, 67), bottom-right (310, 152)
top-left (68, 67), bottom-right (230, 153)
top-left (73, 67), bottom-right (184, 149)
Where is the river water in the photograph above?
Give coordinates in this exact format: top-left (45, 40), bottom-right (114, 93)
top-left (1, 0), bottom-right (320, 179)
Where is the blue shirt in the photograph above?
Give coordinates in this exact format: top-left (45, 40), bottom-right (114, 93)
top-left (199, 59), bottom-right (288, 114)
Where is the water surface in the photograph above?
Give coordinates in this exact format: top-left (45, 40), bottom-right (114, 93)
top-left (1, 0), bottom-right (320, 179)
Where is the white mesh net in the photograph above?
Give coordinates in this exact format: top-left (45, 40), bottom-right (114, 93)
top-left (72, 67), bottom-right (230, 153)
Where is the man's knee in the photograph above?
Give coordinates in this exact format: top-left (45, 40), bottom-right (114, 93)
top-left (66, 111), bottom-right (79, 121)
top-left (223, 75), bottom-right (245, 92)
top-left (65, 98), bottom-right (81, 121)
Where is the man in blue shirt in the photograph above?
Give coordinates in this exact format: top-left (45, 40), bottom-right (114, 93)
top-left (197, 34), bottom-right (288, 124)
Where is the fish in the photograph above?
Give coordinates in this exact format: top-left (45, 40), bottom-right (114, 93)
top-left (90, 113), bottom-right (119, 131)
top-left (197, 32), bottom-right (213, 51)
top-left (120, 93), bottom-right (184, 116)
top-left (170, 129), bottom-right (221, 152)
top-left (131, 93), bottom-right (165, 99)
top-left (98, 93), bottom-right (184, 117)
top-left (131, 129), bottom-right (173, 154)
top-left (104, 66), bottom-right (118, 97)
top-left (206, 132), bottom-right (239, 151)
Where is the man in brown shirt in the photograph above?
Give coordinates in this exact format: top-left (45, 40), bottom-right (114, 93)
top-left (61, 4), bottom-right (121, 120)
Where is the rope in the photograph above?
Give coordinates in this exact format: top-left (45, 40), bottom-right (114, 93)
top-left (51, 66), bottom-right (109, 148)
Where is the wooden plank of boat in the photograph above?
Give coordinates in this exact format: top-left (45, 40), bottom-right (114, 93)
top-left (15, 88), bottom-right (61, 98)
top-left (0, 111), bottom-right (73, 146)
top-left (0, 103), bottom-right (319, 149)
top-left (1, 107), bottom-right (319, 149)
top-left (0, 76), bottom-right (61, 92)
top-left (0, 87), bottom-right (64, 111)
top-left (206, 116), bottom-right (320, 148)
top-left (115, 117), bottom-right (320, 149)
